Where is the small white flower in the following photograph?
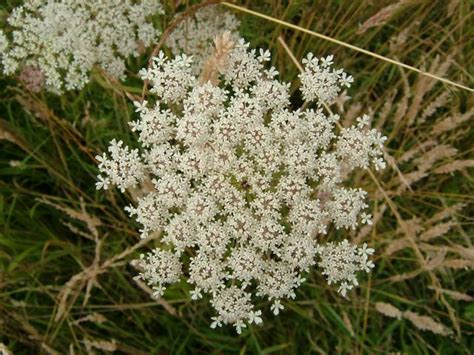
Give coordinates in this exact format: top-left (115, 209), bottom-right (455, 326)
top-left (321, 55), bottom-right (334, 66)
top-left (338, 282), bottom-right (353, 297)
top-left (234, 320), bottom-right (246, 334)
top-left (361, 212), bottom-right (373, 225)
top-left (340, 72), bottom-right (354, 87)
top-left (190, 288), bottom-right (202, 300)
top-left (210, 317), bottom-right (222, 329)
top-left (360, 243), bottom-right (375, 256)
top-left (357, 114), bottom-right (371, 127)
top-left (257, 49), bottom-right (271, 62)
top-left (133, 100), bottom-right (148, 114)
top-left (270, 301), bottom-right (284, 315)
top-left (249, 310), bottom-right (263, 324)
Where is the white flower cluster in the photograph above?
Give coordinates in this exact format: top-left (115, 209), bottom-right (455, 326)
top-left (317, 241), bottom-right (374, 296)
top-left (0, 0), bottom-right (163, 93)
top-left (166, 5), bottom-right (240, 74)
top-left (300, 53), bottom-right (354, 104)
top-left (96, 37), bottom-right (385, 333)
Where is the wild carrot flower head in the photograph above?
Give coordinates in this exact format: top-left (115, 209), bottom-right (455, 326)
top-left (96, 34), bottom-right (385, 333)
top-left (0, 0), bottom-right (163, 93)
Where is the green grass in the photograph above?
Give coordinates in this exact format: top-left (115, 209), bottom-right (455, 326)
top-left (1, 0), bottom-right (473, 353)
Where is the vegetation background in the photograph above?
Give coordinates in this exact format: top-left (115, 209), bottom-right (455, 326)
top-left (1, 0), bottom-right (473, 353)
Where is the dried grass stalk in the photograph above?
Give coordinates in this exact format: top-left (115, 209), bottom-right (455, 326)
top-left (385, 237), bottom-right (410, 256)
top-left (424, 249), bottom-right (447, 271)
top-left (432, 107), bottom-right (474, 135)
top-left (357, 0), bottom-right (411, 34)
top-left (72, 312), bottom-right (108, 325)
top-left (39, 198), bottom-right (101, 240)
top-left (398, 139), bottom-right (436, 163)
top-left (428, 287), bottom-right (473, 301)
top-left (441, 259), bottom-right (473, 269)
top-left (83, 339), bottom-right (117, 353)
top-left (376, 304), bottom-right (452, 336)
top-left (419, 222), bottom-right (453, 241)
top-left (199, 31), bottom-right (234, 85)
top-left (342, 312), bottom-right (355, 336)
top-left (420, 91), bottom-right (450, 122)
top-left (415, 144), bottom-right (457, 172)
top-left (427, 203), bottom-right (465, 225)
top-left (403, 311), bottom-right (452, 336)
top-left (375, 302), bottom-right (402, 319)
top-left (433, 160), bottom-right (474, 174)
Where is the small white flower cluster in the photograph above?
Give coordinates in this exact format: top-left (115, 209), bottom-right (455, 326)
top-left (300, 53), bottom-right (354, 104)
top-left (132, 249), bottom-right (182, 298)
top-left (96, 37), bottom-right (385, 333)
top-left (317, 241), bottom-right (374, 296)
top-left (166, 5), bottom-right (240, 74)
top-left (0, 0), bottom-right (163, 93)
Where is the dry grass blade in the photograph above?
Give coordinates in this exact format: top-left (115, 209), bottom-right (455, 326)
top-left (342, 312), bottom-right (355, 336)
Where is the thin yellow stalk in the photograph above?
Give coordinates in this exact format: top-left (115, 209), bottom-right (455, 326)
top-left (222, 2), bottom-right (473, 92)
